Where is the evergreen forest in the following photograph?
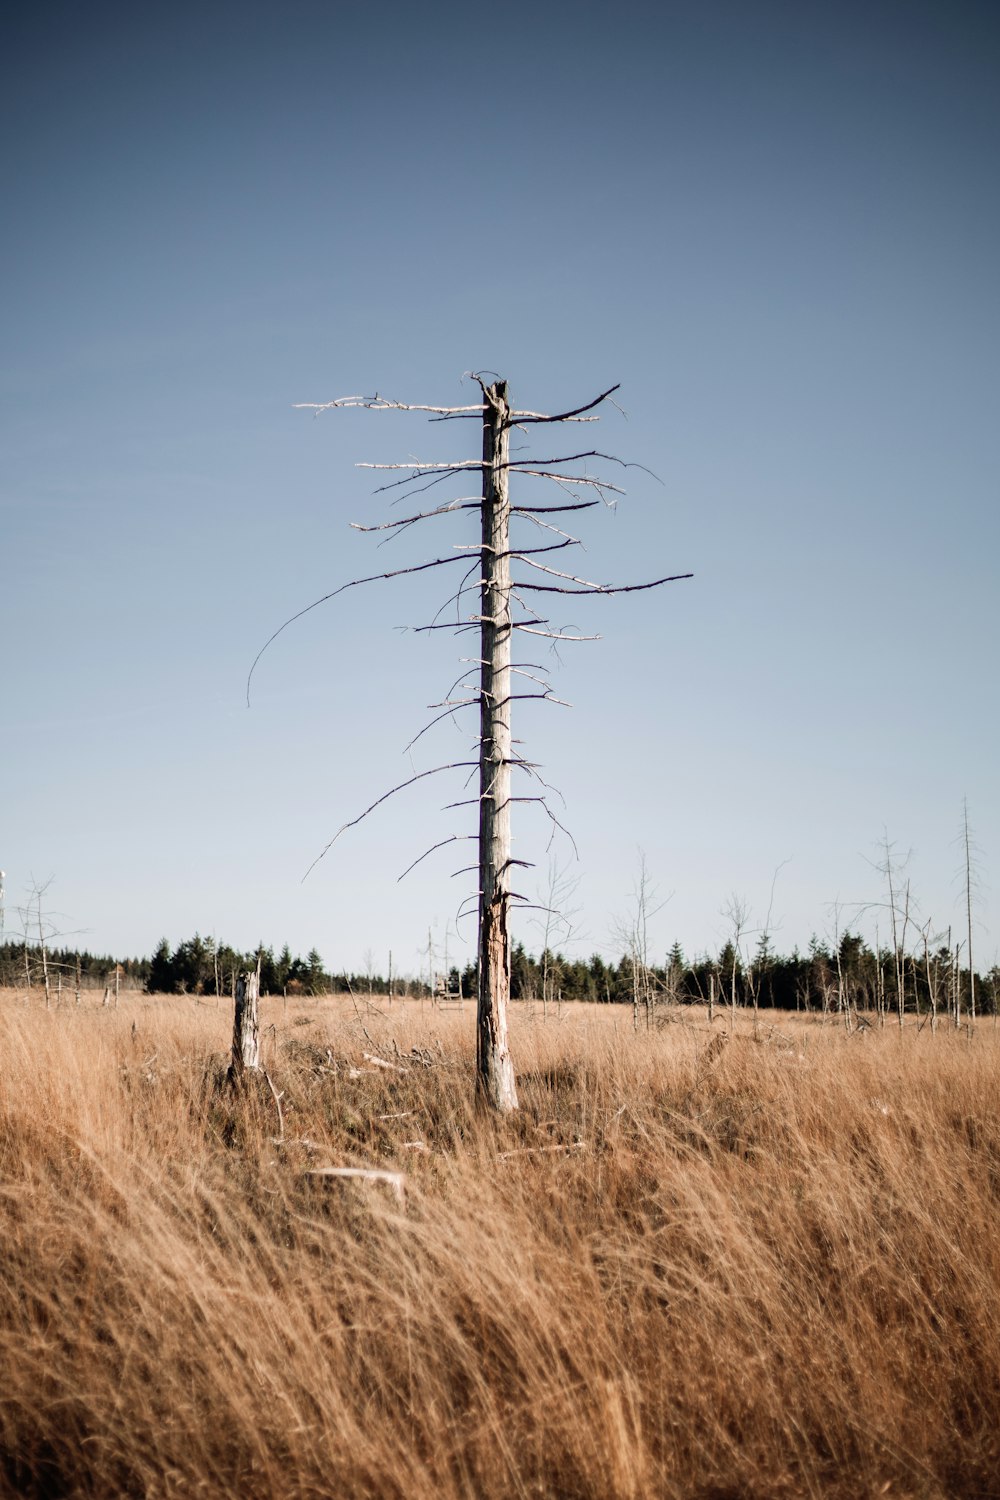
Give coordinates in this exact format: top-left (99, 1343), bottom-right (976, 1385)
top-left (1, 929), bottom-right (996, 1021)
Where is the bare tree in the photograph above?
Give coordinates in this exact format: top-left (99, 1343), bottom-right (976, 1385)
top-left (721, 894), bottom-right (751, 1034)
top-left (15, 878), bottom-right (62, 1007)
top-left (920, 919), bottom-right (943, 1033)
top-left (747, 862), bottom-right (787, 1036)
top-left (872, 834), bottom-right (913, 1029)
top-left (614, 852), bottom-right (667, 1032)
top-left (251, 376), bottom-right (690, 1110)
top-left (532, 856), bottom-right (581, 1019)
top-left (35, 884), bottom-right (52, 1009)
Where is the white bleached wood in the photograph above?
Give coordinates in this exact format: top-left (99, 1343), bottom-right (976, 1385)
top-left (268, 372), bottom-right (692, 1114)
top-left (230, 960), bottom-right (261, 1076)
top-left (477, 381), bottom-right (519, 1113)
top-left (306, 1166), bottom-right (407, 1203)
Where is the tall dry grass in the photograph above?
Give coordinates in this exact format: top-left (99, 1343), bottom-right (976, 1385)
top-left (0, 990), bottom-right (997, 1499)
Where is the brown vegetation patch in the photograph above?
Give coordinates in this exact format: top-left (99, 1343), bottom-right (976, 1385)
top-left (0, 993), bottom-right (997, 1498)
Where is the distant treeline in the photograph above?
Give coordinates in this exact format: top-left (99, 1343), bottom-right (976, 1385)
top-left (0, 942), bottom-right (144, 992)
top-left (506, 936), bottom-right (997, 1020)
top-left (2, 930), bottom-right (996, 1018)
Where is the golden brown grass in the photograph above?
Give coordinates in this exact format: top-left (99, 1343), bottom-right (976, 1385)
top-left (0, 990), bottom-right (998, 1499)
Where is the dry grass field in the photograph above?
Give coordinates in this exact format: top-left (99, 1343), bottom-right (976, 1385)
top-left (0, 989), bottom-right (997, 1499)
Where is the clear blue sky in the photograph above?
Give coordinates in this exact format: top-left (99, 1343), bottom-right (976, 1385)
top-left (3, 0), bottom-right (997, 976)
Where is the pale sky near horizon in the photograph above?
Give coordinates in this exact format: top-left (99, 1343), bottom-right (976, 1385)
top-left (3, 0), bottom-right (998, 977)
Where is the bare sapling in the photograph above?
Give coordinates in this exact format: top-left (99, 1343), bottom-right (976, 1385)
top-left (960, 800), bottom-right (978, 1024)
top-left (15, 879), bottom-right (57, 1005)
top-left (533, 858), bottom-right (580, 1021)
top-left (874, 834), bottom-right (912, 1028)
top-left (616, 853), bottom-right (665, 1033)
top-left (36, 895), bottom-right (51, 1009)
top-left (921, 921), bottom-right (940, 1033)
top-left (250, 374), bottom-right (691, 1110)
top-left (722, 894), bottom-right (750, 1034)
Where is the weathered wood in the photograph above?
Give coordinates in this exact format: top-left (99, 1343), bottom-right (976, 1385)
top-left (477, 381), bottom-right (519, 1112)
top-left (230, 960), bottom-right (261, 1076)
top-left (306, 1166), bottom-right (406, 1204)
top-left (277, 374), bottom-right (687, 1112)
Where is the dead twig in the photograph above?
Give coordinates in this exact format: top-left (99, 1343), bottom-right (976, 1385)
top-left (263, 1069), bottom-right (285, 1140)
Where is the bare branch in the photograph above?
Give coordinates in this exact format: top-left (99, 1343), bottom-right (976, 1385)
top-left (247, 554), bottom-right (470, 705)
top-left (515, 556), bottom-right (611, 590)
top-left (295, 395), bottom-right (485, 416)
top-left (501, 539), bottom-right (578, 560)
top-left (540, 800), bottom-right (579, 858)
top-left (397, 835), bottom-right (474, 883)
top-left (509, 384), bottom-right (622, 425)
top-left (510, 667), bottom-right (555, 692)
top-left (303, 762), bottom-right (476, 880)
top-left (430, 670), bottom-right (480, 706)
top-left (511, 501), bottom-right (599, 515)
top-left (516, 626), bottom-right (602, 641)
top-left (350, 499), bottom-right (479, 533)
top-left (508, 450), bottom-right (660, 485)
top-left (372, 465), bottom-right (483, 501)
top-left (518, 571), bottom-right (694, 597)
top-left (451, 858), bottom-right (535, 878)
top-left (401, 699), bottom-right (478, 755)
top-left (427, 560), bottom-right (482, 629)
top-left (504, 691), bottom-right (572, 708)
top-left (358, 460), bottom-right (485, 474)
top-left (514, 513), bottom-right (586, 546)
top-left (514, 469), bottom-right (626, 496)
top-left (508, 758), bottom-right (569, 811)
top-left (503, 794), bottom-right (579, 858)
top-left (409, 619), bottom-right (489, 635)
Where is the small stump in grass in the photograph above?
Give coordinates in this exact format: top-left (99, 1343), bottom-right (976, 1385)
top-left (228, 965), bottom-right (261, 1085)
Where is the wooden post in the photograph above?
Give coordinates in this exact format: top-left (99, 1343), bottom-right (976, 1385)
top-left (230, 957), bottom-right (262, 1078)
top-left (477, 381), bottom-right (518, 1112)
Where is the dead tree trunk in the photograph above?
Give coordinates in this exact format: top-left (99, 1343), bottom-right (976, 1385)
top-left (264, 374), bottom-right (692, 1112)
top-left (230, 957), bottom-right (262, 1079)
top-left (477, 381), bottom-right (518, 1112)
